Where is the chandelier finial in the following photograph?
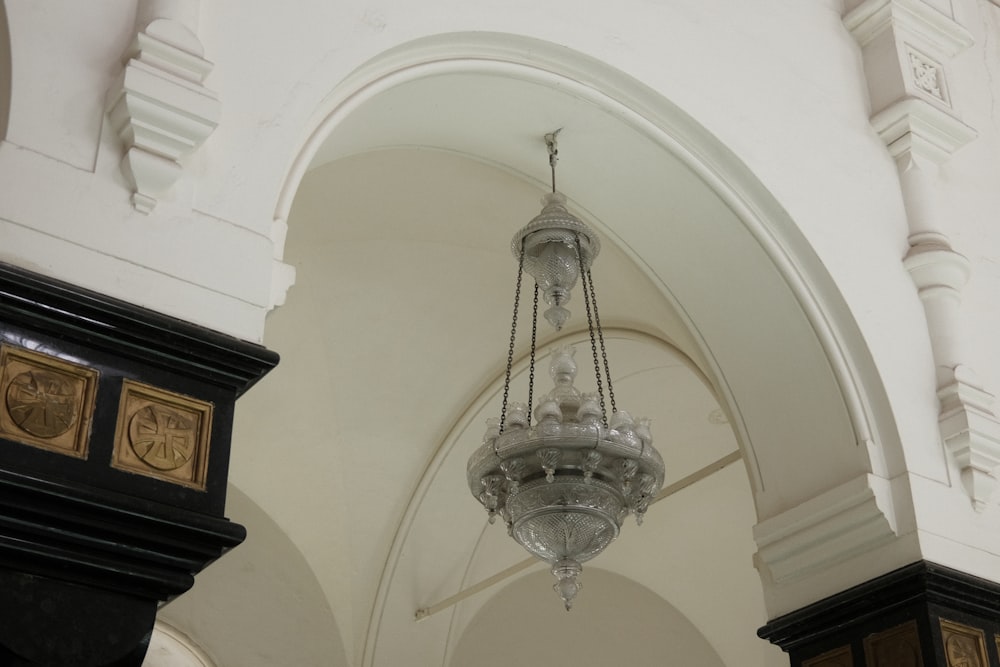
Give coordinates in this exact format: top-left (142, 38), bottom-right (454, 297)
top-left (511, 131), bottom-right (598, 332)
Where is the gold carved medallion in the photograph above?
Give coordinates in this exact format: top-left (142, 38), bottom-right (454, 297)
top-left (0, 345), bottom-right (98, 457)
top-left (864, 620), bottom-right (924, 667)
top-left (940, 619), bottom-right (987, 667)
top-left (802, 645), bottom-right (852, 667)
top-left (112, 379), bottom-right (212, 490)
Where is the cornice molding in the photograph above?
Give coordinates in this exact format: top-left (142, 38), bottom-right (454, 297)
top-left (759, 561), bottom-right (1000, 652)
top-left (845, 0), bottom-right (974, 57)
top-left (0, 467), bottom-right (244, 601)
top-left (871, 96), bottom-right (977, 163)
top-left (0, 262), bottom-right (278, 396)
top-left (753, 474), bottom-right (897, 585)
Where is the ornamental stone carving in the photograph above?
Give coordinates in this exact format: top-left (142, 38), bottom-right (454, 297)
top-left (940, 620), bottom-right (988, 667)
top-left (907, 47), bottom-right (947, 104)
top-left (106, 3), bottom-right (219, 213)
top-left (112, 379), bottom-right (212, 490)
top-left (0, 345), bottom-right (98, 458)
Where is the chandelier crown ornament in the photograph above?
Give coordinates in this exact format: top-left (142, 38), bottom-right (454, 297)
top-left (467, 130), bottom-right (664, 610)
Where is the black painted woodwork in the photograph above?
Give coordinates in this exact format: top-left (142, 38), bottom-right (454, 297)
top-left (759, 560), bottom-right (1000, 666)
top-left (0, 262), bottom-right (278, 666)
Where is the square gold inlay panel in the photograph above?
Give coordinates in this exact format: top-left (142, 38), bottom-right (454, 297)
top-left (802, 645), bottom-right (852, 667)
top-left (112, 379), bottom-right (213, 490)
top-left (940, 619), bottom-right (988, 667)
top-left (0, 344), bottom-right (98, 458)
top-left (864, 620), bottom-right (924, 666)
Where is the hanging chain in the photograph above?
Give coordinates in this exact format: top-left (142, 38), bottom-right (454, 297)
top-left (576, 234), bottom-right (607, 427)
top-left (527, 283), bottom-right (539, 415)
top-left (499, 245), bottom-right (526, 435)
top-left (585, 267), bottom-right (617, 414)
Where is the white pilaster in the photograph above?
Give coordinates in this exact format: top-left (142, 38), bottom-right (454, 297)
top-left (846, 0), bottom-right (1000, 510)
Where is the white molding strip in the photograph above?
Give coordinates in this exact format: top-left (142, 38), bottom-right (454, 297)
top-left (753, 474), bottom-right (898, 584)
top-left (845, 0), bottom-right (974, 56)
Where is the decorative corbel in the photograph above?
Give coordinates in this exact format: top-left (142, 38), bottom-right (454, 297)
top-left (106, 5), bottom-right (219, 214)
top-left (938, 369), bottom-right (1000, 511)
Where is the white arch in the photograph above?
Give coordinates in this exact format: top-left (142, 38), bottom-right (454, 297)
top-left (274, 31), bottom-right (903, 506)
top-left (273, 31), bottom-right (911, 659)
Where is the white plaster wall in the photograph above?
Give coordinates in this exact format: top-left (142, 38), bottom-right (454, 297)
top-left (0, 0), bottom-right (924, 350)
top-left (2, 0), bottom-right (1000, 652)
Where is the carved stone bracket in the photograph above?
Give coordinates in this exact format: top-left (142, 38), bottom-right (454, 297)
top-left (753, 474), bottom-right (897, 585)
top-left (106, 18), bottom-right (220, 214)
top-left (938, 369), bottom-right (1000, 511)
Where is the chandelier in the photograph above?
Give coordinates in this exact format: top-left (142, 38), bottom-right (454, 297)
top-left (467, 130), bottom-right (665, 610)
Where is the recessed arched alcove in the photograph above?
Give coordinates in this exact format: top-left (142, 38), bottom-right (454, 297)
top-left (273, 32), bottom-right (904, 521)
top-left (145, 621), bottom-right (215, 667)
top-left (229, 30), bottom-right (908, 667)
top-left (450, 568), bottom-right (726, 667)
top-left (254, 143), bottom-right (779, 667)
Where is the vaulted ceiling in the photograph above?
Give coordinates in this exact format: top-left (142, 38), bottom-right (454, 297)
top-left (159, 68), bottom-right (793, 667)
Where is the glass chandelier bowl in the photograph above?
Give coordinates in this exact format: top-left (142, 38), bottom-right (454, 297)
top-left (512, 192), bottom-right (600, 331)
top-left (467, 132), bottom-right (664, 610)
top-left (467, 346), bottom-right (664, 609)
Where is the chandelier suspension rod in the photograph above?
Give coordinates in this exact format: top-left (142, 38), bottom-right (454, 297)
top-left (545, 128), bottom-right (561, 193)
top-left (499, 244), bottom-right (527, 435)
top-left (417, 449), bottom-right (742, 621)
top-left (585, 266), bottom-right (616, 414)
top-left (527, 283), bottom-right (539, 414)
top-left (576, 234), bottom-right (608, 426)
